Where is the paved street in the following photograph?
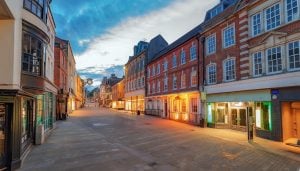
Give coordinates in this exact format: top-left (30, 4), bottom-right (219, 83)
top-left (20, 105), bottom-right (300, 171)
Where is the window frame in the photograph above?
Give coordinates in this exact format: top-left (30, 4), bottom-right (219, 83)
top-left (266, 46), bottom-right (283, 74)
top-left (207, 63), bottom-right (217, 85)
top-left (223, 58), bottom-right (236, 82)
top-left (206, 34), bottom-right (216, 55)
top-left (180, 49), bottom-right (186, 65)
top-left (251, 12), bottom-right (262, 37)
top-left (287, 40), bottom-right (300, 71)
top-left (286, 0), bottom-right (299, 23)
top-left (190, 42), bottom-right (197, 61)
top-left (222, 24), bottom-right (236, 49)
top-left (252, 51), bottom-right (263, 77)
top-left (264, 3), bottom-right (281, 31)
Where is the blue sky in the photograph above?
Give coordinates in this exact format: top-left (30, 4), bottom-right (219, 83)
top-left (51, 0), bottom-right (173, 54)
top-left (51, 0), bottom-right (218, 87)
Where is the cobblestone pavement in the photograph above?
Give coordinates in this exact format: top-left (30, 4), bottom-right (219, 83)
top-left (19, 106), bottom-right (300, 171)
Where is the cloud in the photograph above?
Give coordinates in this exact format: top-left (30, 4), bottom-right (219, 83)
top-left (74, 0), bottom-right (218, 70)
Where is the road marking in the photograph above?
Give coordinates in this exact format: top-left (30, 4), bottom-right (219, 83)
top-left (93, 123), bottom-right (109, 127)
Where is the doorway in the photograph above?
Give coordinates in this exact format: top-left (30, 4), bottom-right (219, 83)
top-left (282, 102), bottom-right (300, 141)
top-left (0, 103), bottom-right (11, 169)
top-left (231, 108), bottom-right (247, 131)
top-left (164, 101), bottom-right (168, 118)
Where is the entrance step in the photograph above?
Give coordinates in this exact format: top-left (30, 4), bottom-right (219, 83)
top-left (284, 138), bottom-right (300, 147)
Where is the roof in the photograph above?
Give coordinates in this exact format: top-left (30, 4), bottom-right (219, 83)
top-left (150, 24), bottom-right (203, 63)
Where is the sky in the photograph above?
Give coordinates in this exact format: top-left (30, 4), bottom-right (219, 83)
top-left (51, 0), bottom-right (218, 87)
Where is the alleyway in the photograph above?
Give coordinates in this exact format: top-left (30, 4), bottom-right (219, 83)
top-left (19, 105), bottom-right (300, 171)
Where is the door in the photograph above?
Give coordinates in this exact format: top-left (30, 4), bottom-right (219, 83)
top-left (0, 103), bottom-right (8, 168)
top-left (164, 102), bottom-right (168, 118)
top-left (293, 109), bottom-right (300, 139)
top-left (231, 108), bottom-right (247, 130)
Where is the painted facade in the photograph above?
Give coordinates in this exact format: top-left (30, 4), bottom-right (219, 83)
top-left (0, 0), bottom-right (57, 169)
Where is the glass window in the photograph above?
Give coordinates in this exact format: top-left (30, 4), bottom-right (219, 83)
top-left (207, 64), bottom-right (217, 84)
top-left (253, 52), bottom-right (263, 76)
top-left (181, 49), bottom-right (186, 64)
top-left (22, 33), bottom-right (44, 75)
top-left (265, 4), bottom-right (281, 31)
top-left (172, 54), bottom-right (177, 68)
top-left (173, 74), bottom-right (177, 90)
top-left (190, 42), bottom-right (197, 60)
top-left (181, 100), bottom-right (187, 113)
top-left (152, 66), bottom-right (155, 76)
top-left (223, 58), bottom-right (236, 81)
top-left (191, 98), bottom-right (198, 113)
top-left (152, 82), bottom-right (155, 93)
top-left (181, 72), bottom-right (186, 88)
top-left (286, 0), bottom-right (299, 22)
top-left (163, 59), bottom-right (168, 71)
top-left (157, 81), bottom-right (160, 92)
top-left (252, 13), bottom-right (261, 36)
top-left (147, 68), bottom-right (151, 78)
top-left (223, 25), bottom-right (235, 48)
top-left (288, 41), bottom-right (300, 70)
top-left (267, 47), bottom-right (282, 73)
top-left (206, 34), bottom-right (216, 55)
top-left (157, 64), bottom-right (160, 74)
top-left (164, 74), bottom-right (168, 91)
top-left (255, 102), bottom-right (271, 131)
top-left (191, 67), bottom-right (197, 87)
top-left (24, 0), bottom-right (45, 20)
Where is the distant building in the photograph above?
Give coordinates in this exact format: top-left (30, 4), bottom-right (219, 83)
top-left (111, 79), bottom-right (125, 109)
top-left (75, 73), bottom-right (84, 109)
top-left (124, 35), bottom-right (168, 114)
top-left (99, 74), bottom-right (122, 107)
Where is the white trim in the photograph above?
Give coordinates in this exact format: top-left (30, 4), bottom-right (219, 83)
top-left (206, 33), bottom-right (216, 56)
top-left (264, 2), bottom-right (281, 32)
top-left (222, 24), bottom-right (236, 49)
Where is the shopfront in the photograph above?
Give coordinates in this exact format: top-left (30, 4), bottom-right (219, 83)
top-left (207, 90), bottom-right (272, 133)
top-left (0, 103), bottom-right (9, 169)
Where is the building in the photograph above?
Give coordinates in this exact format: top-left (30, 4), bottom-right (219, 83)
top-left (201, 0), bottom-right (300, 143)
top-left (67, 44), bottom-right (76, 114)
top-left (145, 26), bottom-right (202, 125)
top-left (0, 0), bottom-right (57, 169)
top-left (111, 79), bottom-right (125, 110)
top-left (54, 37), bottom-right (69, 119)
top-left (125, 36), bottom-right (168, 114)
top-left (75, 73), bottom-right (84, 109)
top-left (99, 74), bottom-right (122, 107)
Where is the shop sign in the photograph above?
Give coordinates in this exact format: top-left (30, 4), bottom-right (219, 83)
top-left (271, 89), bottom-right (279, 95)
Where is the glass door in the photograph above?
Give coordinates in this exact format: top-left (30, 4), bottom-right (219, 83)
top-left (231, 109), bottom-right (238, 128)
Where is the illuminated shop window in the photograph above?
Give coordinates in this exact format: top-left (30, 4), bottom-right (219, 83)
top-left (255, 102), bottom-right (272, 131)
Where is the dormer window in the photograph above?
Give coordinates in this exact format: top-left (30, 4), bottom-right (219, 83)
top-left (210, 5), bottom-right (223, 18)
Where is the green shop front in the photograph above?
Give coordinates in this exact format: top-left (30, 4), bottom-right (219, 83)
top-left (206, 89), bottom-right (279, 140)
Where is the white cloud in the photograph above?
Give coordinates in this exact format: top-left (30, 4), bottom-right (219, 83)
top-left (75, 0), bottom-right (218, 70)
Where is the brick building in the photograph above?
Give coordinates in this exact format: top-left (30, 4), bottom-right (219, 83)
top-left (124, 35), bottom-right (168, 114)
top-left (201, 0), bottom-right (300, 143)
top-left (111, 79), bottom-right (125, 109)
top-left (146, 26), bottom-right (202, 125)
top-left (54, 37), bottom-right (69, 119)
top-left (99, 74), bottom-right (122, 107)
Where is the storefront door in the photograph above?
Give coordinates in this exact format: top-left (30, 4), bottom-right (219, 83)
top-left (231, 108), bottom-right (247, 130)
top-left (0, 103), bottom-right (9, 169)
top-left (293, 109), bottom-right (300, 139)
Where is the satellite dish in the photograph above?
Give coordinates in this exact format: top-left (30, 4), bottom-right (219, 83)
top-left (86, 78), bottom-right (93, 85)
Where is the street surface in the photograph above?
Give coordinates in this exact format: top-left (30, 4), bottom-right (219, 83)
top-left (20, 104), bottom-right (300, 171)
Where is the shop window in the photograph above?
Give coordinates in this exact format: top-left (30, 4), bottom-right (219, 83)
top-left (22, 33), bottom-right (45, 76)
top-left (191, 98), bottom-right (198, 113)
top-left (21, 100), bottom-right (29, 144)
top-left (216, 103), bottom-right (228, 124)
top-left (255, 102), bottom-right (272, 131)
top-left (173, 100), bottom-right (179, 112)
top-left (182, 100), bottom-right (187, 113)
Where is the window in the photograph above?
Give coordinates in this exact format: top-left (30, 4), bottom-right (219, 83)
top-left (152, 66), bottom-right (156, 76)
top-left (24, 0), bottom-right (44, 19)
top-left (288, 41), bottom-right (300, 70)
top-left (181, 71), bottom-right (186, 88)
top-left (207, 64), bottom-right (217, 84)
top-left (147, 68), bottom-right (151, 78)
top-left (252, 13), bottom-right (261, 36)
top-left (152, 82), bottom-right (155, 93)
top-left (191, 98), bottom-right (198, 113)
top-left (164, 74), bottom-right (168, 91)
top-left (191, 67), bottom-right (197, 87)
top-left (265, 4), bottom-right (281, 31)
top-left (223, 25), bottom-right (235, 48)
top-left (255, 102), bottom-right (271, 131)
top-left (286, 0), bottom-right (299, 22)
top-left (22, 33), bottom-right (44, 75)
top-left (157, 81), bottom-right (161, 92)
top-left (267, 47), bottom-right (282, 73)
top-left (181, 49), bottom-right (186, 64)
top-left (190, 42), bottom-right (197, 60)
top-left (206, 34), bottom-right (216, 55)
top-left (148, 83), bottom-right (151, 94)
top-left (157, 64), bottom-right (160, 74)
top-left (181, 100), bottom-right (187, 112)
top-left (253, 52), bottom-right (263, 76)
top-left (223, 58), bottom-right (236, 81)
top-left (172, 53), bottom-right (177, 68)
top-left (163, 59), bottom-right (168, 71)
top-left (173, 74), bottom-right (177, 90)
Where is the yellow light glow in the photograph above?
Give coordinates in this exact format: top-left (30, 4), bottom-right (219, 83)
top-left (184, 114), bottom-right (188, 121)
top-left (175, 113), bottom-right (179, 120)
